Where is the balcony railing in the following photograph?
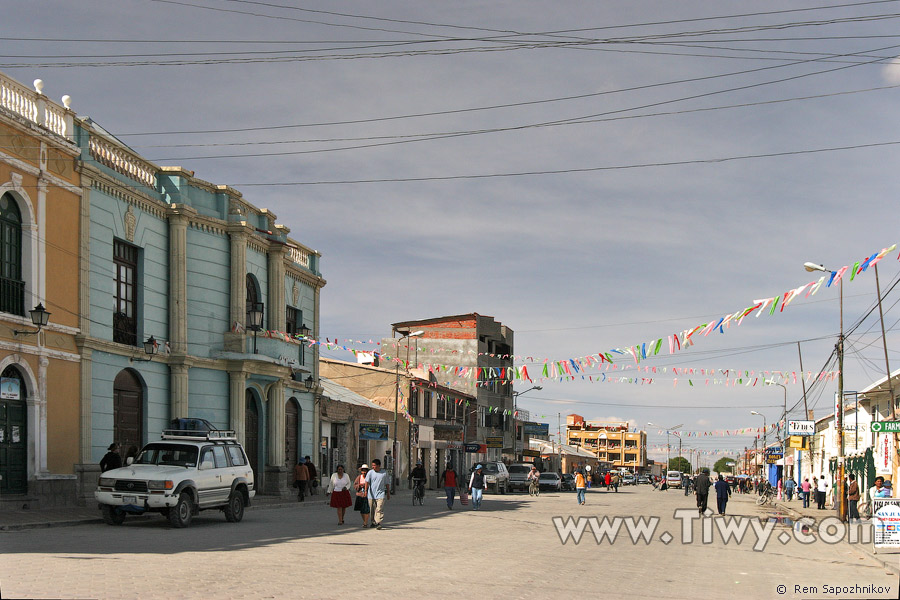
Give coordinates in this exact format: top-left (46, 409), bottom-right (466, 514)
top-left (0, 73), bottom-right (72, 139)
top-left (89, 135), bottom-right (157, 189)
top-left (0, 276), bottom-right (24, 317)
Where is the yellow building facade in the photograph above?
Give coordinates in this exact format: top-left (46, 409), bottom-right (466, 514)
top-left (565, 414), bottom-right (647, 472)
top-left (0, 73), bottom-right (82, 506)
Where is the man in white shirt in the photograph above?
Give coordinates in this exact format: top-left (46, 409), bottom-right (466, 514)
top-left (816, 475), bottom-right (829, 510)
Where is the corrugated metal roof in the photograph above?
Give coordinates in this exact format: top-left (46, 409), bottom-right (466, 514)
top-left (320, 378), bottom-right (390, 412)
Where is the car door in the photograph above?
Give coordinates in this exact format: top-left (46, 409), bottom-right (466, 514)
top-left (196, 446), bottom-right (222, 507)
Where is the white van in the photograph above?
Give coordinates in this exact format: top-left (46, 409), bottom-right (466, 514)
top-left (666, 470), bottom-right (683, 489)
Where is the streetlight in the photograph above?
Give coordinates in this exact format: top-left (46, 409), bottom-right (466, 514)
top-left (512, 385), bottom-right (542, 460)
top-left (765, 380), bottom-right (788, 479)
top-left (246, 302), bottom-right (264, 354)
top-left (804, 260), bottom-right (846, 520)
top-left (648, 422), bottom-right (682, 471)
top-left (750, 411), bottom-right (766, 478)
top-left (130, 336), bottom-right (158, 363)
top-left (393, 329), bottom-right (423, 493)
top-left (14, 303), bottom-right (50, 336)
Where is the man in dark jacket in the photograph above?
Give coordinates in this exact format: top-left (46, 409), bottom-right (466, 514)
top-left (694, 468), bottom-right (712, 516)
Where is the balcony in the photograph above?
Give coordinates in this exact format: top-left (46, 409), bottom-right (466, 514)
top-left (0, 73), bottom-right (72, 139)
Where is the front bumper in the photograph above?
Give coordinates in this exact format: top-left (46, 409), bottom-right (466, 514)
top-left (95, 489), bottom-right (178, 510)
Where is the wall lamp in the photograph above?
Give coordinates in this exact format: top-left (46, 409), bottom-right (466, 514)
top-left (14, 303), bottom-right (50, 336)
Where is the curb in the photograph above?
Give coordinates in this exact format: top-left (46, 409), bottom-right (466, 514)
top-left (773, 500), bottom-right (900, 575)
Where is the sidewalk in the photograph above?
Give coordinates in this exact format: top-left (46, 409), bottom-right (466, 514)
top-left (763, 492), bottom-right (900, 574)
top-left (0, 487), bottom-right (416, 531)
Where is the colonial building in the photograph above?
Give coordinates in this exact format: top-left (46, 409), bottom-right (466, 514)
top-left (70, 95), bottom-right (325, 502)
top-left (0, 73), bottom-right (81, 507)
top-left (565, 414), bottom-right (647, 473)
top-left (383, 313), bottom-right (514, 467)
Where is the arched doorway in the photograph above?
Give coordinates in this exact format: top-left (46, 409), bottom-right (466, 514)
top-left (113, 369), bottom-right (143, 458)
top-left (245, 389), bottom-right (260, 483)
top-left (0, 365), bottom-right (27, 494)
top-left (285, 397), bottom-right (300, 487)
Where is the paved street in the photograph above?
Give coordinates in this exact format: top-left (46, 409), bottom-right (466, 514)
top-left (1, 485), bottom-right (897, 600)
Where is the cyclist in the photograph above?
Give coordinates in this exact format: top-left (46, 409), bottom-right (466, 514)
top-left (410, 461), bottom-right (427, 501)
top-left (527, 465), bottom-right (541, 495)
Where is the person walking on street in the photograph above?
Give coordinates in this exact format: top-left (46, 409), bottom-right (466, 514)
top-left (784, 476), bottom-right (796, 502)
top-left (468, 464), bottom-right (487, 510)
top-left (294, 458), bottom-right (310, 502)
top-left (439, 463), bottom-right (459, 509)
top-left (816, 475), bottom-right (829, 509)
top-left (611, 472), bottom-right (619, 492)
top-left (100, 442), bottom-right (122, 472)
top-left (305, 456), bottom-right (318, 495)
top-left (604, 471), bottom-right (611, 490)
top-left (365, 459), bottom-right (391, 529)
top-left (847, 473), bottom-right (860, 522)
top-left (801, 478), bottom-right (811, 508)
top-left (327, 465), bottom-right (353, 525)
top-left (575, 469), bottom-right (587, 505)
top-left (714, 474), bottom-right (731, 515)
top-left (694, 468), bottom-right (711, 516)
top-left (354, 465), bottom-right (371, 528)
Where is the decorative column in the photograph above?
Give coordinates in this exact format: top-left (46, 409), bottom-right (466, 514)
top-left (167, 204), bottom-right (195, 419)
top-left (226, 222), bottom-right (251, 352)
top-left (267, 243), bottom-right (286, 332)
top-left (228, 369), bottom-right (247, 443)
top-left (265, 381), bottom-right (289, 497)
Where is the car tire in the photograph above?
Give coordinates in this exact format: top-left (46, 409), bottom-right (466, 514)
top-left (500, 483), bottom-right (506, 495)
top-left (101, 504), bottom-right (126, 526)
top-left (169, 492), bottom-right (194, 528)
top-left (224, 490), bottom-right (244, 523)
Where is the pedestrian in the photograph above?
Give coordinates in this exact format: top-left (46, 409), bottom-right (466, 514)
top-left (694, 468), bottom-right (711, 516)
top-left (293, 458), bottom-right (310, 502)
top-left (305, 455), bottom-right (318, 495)
top-left (468, 464), bottom-right (487, 510)
top-left (612, 472), bottom-right (619, 492)
top-left (354, 465), bottom-right (371, 528)
top-left (847, 473), bottom-right (860, 523)
top-left (365, 458), bottom-right (391, 529)
top-left (327, 465), bottom-right (353, 525)
top-left (604, 471), bottom-right (611, 490)
top-left (801, 478), bottom-right (811, 508)
top-left (816, 475), bottom-right (828, 509)
top-left (714, 474), bottom-right (731, 515)
top-left (876, 480), bottom-right (893, 498)
top-left (784, 476), bottom-right (796, 501)
top-left (683, 473), bottom-right (691, 496)
top-left (100, 442), bottom-right (122, 472)
top-left (439, 462), bottom-right (458, 509)
top-left (575, 469), bottom-right (587, 505)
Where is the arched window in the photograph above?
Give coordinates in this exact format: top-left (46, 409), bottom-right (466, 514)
top-left (0, 193), bottom-right (24, 316)
top-left (245, 273), bottom-right (263, 327)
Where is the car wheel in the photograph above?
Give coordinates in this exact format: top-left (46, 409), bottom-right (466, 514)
top-left (500, 483), bottom-right (506, 495)
top-left (101, 504), bottom-right (126, 526)
top-left (224, 490), bottom-right (244, 523)
top-left (169, 492), bottom-right (194, 528)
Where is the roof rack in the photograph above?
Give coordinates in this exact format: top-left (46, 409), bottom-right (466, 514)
top-left (161, 429), bottom-right (237, 441)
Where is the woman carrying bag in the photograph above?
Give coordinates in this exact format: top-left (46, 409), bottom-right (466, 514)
top-left (327, 465), bottom-right (353, 525)
top-left (353, 464), bottom-right (372, 528)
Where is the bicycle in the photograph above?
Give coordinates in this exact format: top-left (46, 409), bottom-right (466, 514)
top-left (756, 485), bottom-right (775, 506)
top-left (412, 478), bottom-right (425, 506)
top-left (529, 478), bottom-right (540, 497)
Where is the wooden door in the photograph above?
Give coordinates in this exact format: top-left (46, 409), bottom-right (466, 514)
top-left (113, 370), bottom-right (143, 457)
top-left (285, 398), bottom-right (298, 487)
top-left (0, 367), bottom-right (26, 494)
top-left (245, 390), bottom-right (259, 483)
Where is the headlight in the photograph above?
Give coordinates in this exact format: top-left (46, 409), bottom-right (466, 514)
top-left (98, 477), bottom-right (116, 487)
top-left (148, 480), bottom-right (174, 490)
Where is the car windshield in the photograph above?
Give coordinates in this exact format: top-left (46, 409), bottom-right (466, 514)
top-left (135, 444), bottom-right (198, 467)
top-left (539, 473), bottom-right (558, 480)
top-left (482, 464), bottom-right (500, 474)
top-left (508, 465), bottom-right (531, 474)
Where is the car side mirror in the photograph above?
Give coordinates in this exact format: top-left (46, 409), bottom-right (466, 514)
top-left (126, 457), bottom-right (134, 466)
top-left (201, 460), bottom-right (214, 470)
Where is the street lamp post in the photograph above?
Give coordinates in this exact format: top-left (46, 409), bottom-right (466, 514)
top-left (766, 380), bottom-right (788, 476)
top-left (804, 261), bottom-right (846, 521)
top-left (648, 422), bottom-right (682, 472)
top-left (512, 385), bottom-right (542, 460)
top-left (393, 329), bottom-right (423, 494)
top-left (750, 411), bottom-right (766, 478)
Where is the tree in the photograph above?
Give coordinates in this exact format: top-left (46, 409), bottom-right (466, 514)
top-left (669, 456), bottom-right (691, 473)
top-left (714, 457), bottom-right (736, 474)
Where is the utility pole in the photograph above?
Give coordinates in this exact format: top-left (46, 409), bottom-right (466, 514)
top-left (875, 264), bottom-right (897, 490)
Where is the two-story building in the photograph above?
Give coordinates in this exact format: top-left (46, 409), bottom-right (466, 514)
top-left (565, 414), bottom-right (647, 473)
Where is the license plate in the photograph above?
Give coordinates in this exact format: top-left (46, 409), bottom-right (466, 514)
top-left (123, 495), bottom-right (137, 505)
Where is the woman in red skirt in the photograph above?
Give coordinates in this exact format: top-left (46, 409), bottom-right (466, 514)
top-left (327, 465), bottom-right (353, 525)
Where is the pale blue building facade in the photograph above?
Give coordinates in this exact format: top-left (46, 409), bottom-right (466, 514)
top-left (73, 121), bottom-right (325, 500)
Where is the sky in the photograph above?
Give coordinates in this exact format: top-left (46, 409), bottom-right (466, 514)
top-left (5, 0), bottom-right (900, 466)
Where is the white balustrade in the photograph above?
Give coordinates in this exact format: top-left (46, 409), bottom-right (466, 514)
top-left (0, 72), bottom-right (70, 138)
top-left (288, 246), bottom-right (310, 268)
top-left (89, 135), bottom-right (157, 188)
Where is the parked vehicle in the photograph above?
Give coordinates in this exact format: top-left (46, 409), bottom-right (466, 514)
top-left (637, 475), bottom-right (651, 485)
top-left (95, 424), bottom-right (255, 528)
top-left (561, 473), bottom-right (575, 491)
top-left (666, 470), bottom-right (683, 489)
top-left (481, 461), bottom-right (510, 494)
top-left (539, 472), bottom-right (562, 492)
top-left (622, 474), bottom-right (636, 486)
top-left (507, 463), bottom-right (534, 493)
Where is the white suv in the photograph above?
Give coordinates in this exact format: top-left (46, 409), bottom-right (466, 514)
top-left (95, 427), bottom-right (255, 528)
